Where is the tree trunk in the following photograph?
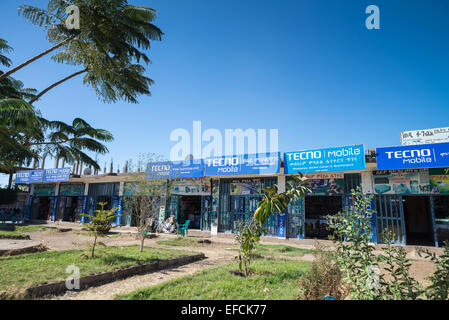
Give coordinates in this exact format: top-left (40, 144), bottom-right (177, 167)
top-left (140, 237), bottom-right (145, 252)
top-left (8, 172), bottom-right (13, 189)
top-left (29, 68), bottom-right (88, 104)
top-left (40, 155), bottom-right (46, 169)
top-left (54, 157), bottom-right (59, 169)
top-left (91, 235), bottom-right (97, 258)
top-left (0, 36), bottom-right (76, 82)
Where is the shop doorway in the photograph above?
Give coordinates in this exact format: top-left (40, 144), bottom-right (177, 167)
top-left (33, 197), bottom-right (52, 220)
top-left (305, 196), bottom-right (342, 238)
top-left (96, 196), bottom-right (113, 210)
top-left (57, 196), bottom-right (82, 222)
top-left (178, 196), bottom-right (202, 229)
top-left (403, 196), bottom-right (434, 246)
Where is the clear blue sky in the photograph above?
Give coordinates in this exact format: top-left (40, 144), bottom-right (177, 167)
top-left (1, 0), bottom-right (449, 185)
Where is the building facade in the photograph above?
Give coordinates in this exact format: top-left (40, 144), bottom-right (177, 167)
top-left (17, 142), bottom-right (449, 247)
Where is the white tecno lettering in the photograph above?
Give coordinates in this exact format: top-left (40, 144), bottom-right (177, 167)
top-left (152, 165), bottom-right (171, 172)
top-left (288, 151), bottom-right (322, 161)
top-left (386, 149), bottom-right (431, 159)
top-left (207, 157), bottom-right (239, 167)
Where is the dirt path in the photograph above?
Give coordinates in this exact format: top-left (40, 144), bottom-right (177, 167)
top-left (57, 254), bottom-right (232, 300)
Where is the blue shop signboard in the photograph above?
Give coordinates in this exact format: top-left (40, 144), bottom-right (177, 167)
top-left (204, 152), bottom-right (280, 176)
top-left (284, 145), bottom-right (366, 174)
top-left (43, 168), bottom-right (71, 182)
top-left (15, 170), bottom-right (44, 183)
top-left (376, 142), bottom-right (449, 170)
top-left (146, 160), bottom-right (205, 179)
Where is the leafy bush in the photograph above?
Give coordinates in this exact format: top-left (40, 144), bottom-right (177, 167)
top-left (419, 242), bottom-right (449, 300)
top-left (326, 187), bottom-right (381, 299)
top-left (379, 232), bottom-right (423, 300)
top-left (326, 188), bottom-right (424, 300)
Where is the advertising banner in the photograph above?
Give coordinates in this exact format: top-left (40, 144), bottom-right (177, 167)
top-left (372, 169), bottom-right (431, 194)
top-left (171, 179), bottom-right (211, 196)
top-left (376, 142), bottom-right (449, 170)
top-left (59, 183), bottom-right (84, 196)
top-left (229, 178), bottom-right (261, 195)
top-left (284, 145), bottom-right (365, 174)
top-left (429, 168), bottom-right (449, 194)
top-left (33, 184), bottom-right (56, 196)
top-left (306, 178), bottom-right (345, 195)
top-left (146, 160), bottom-right (205, 179)
top-left (205, 153), bottom-right (280, 176)
top-left (43, 168), bottom-right (71, 182)
top-left (401, 127), bottom-right (449, 146)
top-left (15, 170), bottom-right (44, 183)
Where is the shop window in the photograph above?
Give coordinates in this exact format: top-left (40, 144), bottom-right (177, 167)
top-left (344, 173), bottom-right (361, 193)
top-left (433, 196), bottom-right (449, 243)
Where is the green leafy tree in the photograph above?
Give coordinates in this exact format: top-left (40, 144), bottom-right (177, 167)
top-left (235, 174), bottom-right (309, 276)
top-left (1, 1), bottom-right (163, 105)
top-left (123, 153), bottom-right (166, 252)
top-left (234, 219), bottom-right (261, 277)
top-left (80, 202), bottom-right (120, 258)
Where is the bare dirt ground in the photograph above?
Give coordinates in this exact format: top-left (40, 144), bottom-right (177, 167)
top-left (6, 222), bottom-right (443, 299)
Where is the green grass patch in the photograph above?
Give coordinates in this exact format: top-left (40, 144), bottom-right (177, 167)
top-left (156, 237), bottom-right (211, 247)
top-left (254, 244), bottom-right (313, 258)
top-left (0, 230), bottom-right (23, 237)
top-left (16, 225), bottom-right (53, 233)
top-left (0, 245), bottom-right (194, 296)
top-left (227, 244), bottom-right (313, 258)
top-left (117, 258), bottom-right (310, 300)
top-left (0, 225), bottom-right (52, 238)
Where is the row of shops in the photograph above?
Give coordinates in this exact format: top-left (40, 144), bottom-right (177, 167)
top-left (14, 142), bottom-right (449, 247)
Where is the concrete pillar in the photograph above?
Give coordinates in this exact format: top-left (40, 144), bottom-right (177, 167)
top-left (80, 183), bottom-right (89, 223)
top-left (361, 171), bottom-right (374, 194)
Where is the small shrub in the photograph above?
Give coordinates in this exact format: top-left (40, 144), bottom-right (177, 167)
top-left (299, 243), bottom-right (351, 300)
top-left (80, 202), bottom-right (120, 258)
top-left (419, 242), bottom-right (449, 300)
top-left (234, 219), bottom-right (261, 277)
top-left (379, 231), bottom-right (424, 300)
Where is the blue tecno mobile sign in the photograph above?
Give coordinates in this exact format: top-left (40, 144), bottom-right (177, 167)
top-left (284, 145), bottom-right (366, 174)
top-left (146, 160), bottom-right (205, 179)
top-left (15, 170), bottom-right (44, 183)
top-left (204, 153), bottom-right (280, 176)
top-left (43, 168), bottom-right (71, 182)
top-left (376, 142), bottom-right (449, 170)
top-left (15, 168), bottom-right (71, 183)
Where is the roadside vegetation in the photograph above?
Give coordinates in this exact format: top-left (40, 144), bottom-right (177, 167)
top-left (298, 187), bottom-right (449, 300)
top-left (156, 237), bottom-right (213, 247)
top-left (0, 245), bottom-right (194, 299)
top-left (117, 258), bottom-right (310, 300)
top-left (118, 242), bottom-right (313, 300)
top-left (252, 244), bottom-right (313, 258)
